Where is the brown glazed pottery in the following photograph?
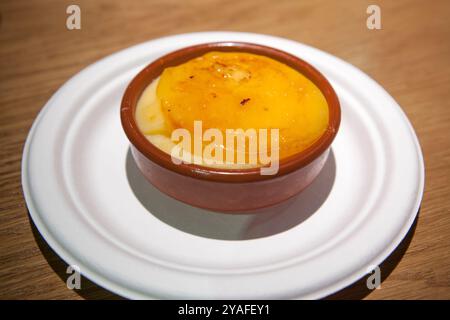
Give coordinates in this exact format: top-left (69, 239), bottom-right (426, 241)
top-left (121, 42), bottom-right (340, 212)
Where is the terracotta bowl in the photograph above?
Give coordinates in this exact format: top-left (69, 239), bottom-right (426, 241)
top-left (121, 42), bottom-right (340, 212)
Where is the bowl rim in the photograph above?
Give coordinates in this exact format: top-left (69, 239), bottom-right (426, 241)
top-left (120, 42), bottom-right (340, 182)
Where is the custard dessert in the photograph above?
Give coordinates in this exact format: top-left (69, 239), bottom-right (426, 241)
top-left (135, 51), bottom-right (329, 168)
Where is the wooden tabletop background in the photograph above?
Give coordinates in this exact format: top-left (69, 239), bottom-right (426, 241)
top-left (1, 0), bottom-right (449, 300)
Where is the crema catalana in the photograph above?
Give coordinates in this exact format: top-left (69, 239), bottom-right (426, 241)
top-left (135, 51), bottom-right (329, 174)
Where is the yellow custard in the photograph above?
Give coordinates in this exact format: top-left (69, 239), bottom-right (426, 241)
top-left (135, 52), bottom-right (329, 167)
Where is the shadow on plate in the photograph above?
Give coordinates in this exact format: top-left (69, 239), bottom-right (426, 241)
top-left (125, 148), bottom-right (336, 240)
top-left (27, 147), bottom-right (419, 299)
top-left (29, 210), bottom-right (419, 300)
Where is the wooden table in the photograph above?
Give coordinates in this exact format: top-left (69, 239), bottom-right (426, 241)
top-left (1, 0), bottom-right (449, 300)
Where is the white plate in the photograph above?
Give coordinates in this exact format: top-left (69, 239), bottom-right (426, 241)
top-left (22, 32), bottom-right (424, 299)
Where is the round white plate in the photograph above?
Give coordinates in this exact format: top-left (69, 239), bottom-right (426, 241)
top-left (22, 32), bottom-right (424, 299)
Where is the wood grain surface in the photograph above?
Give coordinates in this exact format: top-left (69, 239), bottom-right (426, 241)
top-left (1, 0), bottom-right (449, 300)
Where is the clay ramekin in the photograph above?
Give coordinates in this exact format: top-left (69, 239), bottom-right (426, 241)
top-left (121, 42), bottom-right (340, 212)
